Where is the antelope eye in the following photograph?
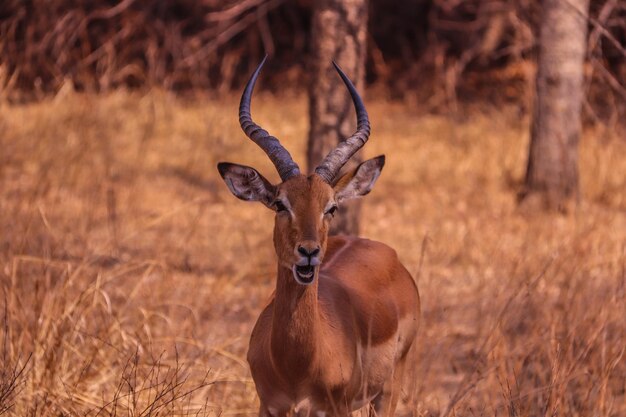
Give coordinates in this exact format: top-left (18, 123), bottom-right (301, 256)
top-left (325, 205), bottom-right (338, 217)
top-left (273, 200), bottom-right (288, 213)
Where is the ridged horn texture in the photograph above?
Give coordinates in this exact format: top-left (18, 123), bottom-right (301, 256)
top-left (314, 61), bottom-right (371, 184)
top-left (239, 55), bottom-right (300, 181)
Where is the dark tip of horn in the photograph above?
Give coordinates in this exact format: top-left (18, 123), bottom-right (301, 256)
top-left (240, 54), bottom-right (268, 112)
top-left (332, 61), bottom-right (368, 121)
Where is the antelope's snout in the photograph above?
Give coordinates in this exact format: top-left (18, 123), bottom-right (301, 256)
top-left (296, 241), bottom-right (321, 265)
top-left (293, 240), bottom-right (322, 285)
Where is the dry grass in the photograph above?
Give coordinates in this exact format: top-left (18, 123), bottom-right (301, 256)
top-left (0, 90), bottom-right (624, 416)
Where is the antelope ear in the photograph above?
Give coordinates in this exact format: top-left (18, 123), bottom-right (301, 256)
top-left (334, 155), bottom-right (385, 203)
top-left (217, 162), bottom-right (276, 208)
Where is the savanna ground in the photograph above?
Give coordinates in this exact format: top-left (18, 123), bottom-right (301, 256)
top-left (0, 90), bottom-right (624, 416)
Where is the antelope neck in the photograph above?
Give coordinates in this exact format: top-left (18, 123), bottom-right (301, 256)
top-left (270, 264), bottom-right (321, 379)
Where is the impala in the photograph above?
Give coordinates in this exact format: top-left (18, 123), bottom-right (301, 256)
top-left (217, 57), bottom-right (420, 417)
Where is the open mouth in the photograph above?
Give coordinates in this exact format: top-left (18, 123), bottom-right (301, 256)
top-left (293, 264), bottom-right (316, 285)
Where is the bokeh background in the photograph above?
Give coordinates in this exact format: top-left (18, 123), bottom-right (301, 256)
top-left (1, 1), bottom-right (625, 416)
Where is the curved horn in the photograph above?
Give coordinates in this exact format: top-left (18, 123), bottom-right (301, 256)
top-left (314, 61), bottom-right (371, 184)
top-left (239, 55), bottom-right (300, 181)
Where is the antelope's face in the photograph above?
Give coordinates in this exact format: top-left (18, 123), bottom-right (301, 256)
top-left (272, 175), bottom-right (334, 284)
top-left (218, 157), bottom-right (384, 285)
top-left (217, 56), bottom-right (381, 285)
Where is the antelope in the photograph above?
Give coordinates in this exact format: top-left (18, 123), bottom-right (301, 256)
top-left (217, 57), bottom-right (420, 417)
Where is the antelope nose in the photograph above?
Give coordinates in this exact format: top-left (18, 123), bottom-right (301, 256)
top-left (298, 244), bottom-right (320, 258)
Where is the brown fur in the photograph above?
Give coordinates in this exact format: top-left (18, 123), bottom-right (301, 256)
top-left (245, 174), bottom-right (421, 417)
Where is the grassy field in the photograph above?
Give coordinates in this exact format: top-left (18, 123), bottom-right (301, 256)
top-left (0, 90), bottom-right (624, 416)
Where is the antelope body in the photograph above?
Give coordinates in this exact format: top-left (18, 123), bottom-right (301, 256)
top-left (218, 57), bottom-right (420, 417)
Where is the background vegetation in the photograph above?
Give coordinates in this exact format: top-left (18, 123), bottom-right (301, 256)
top-left (1, 0), bottom-right (625, 119)
top-left (1, 0), bottom-right (625, 416)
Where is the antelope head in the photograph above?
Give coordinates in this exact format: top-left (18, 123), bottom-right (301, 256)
top-left (218, 57), bottom-right (384, 285)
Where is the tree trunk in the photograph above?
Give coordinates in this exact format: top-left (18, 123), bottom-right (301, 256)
top-left (520, 0), bottom-right (590, 211)
top-left (307, 0), bottom-right (368, 235)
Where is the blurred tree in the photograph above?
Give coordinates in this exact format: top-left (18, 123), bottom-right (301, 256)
top-left (307, 0), bottom-right (368, 235)
top-left (520, 0), bottom-right (590, 210)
